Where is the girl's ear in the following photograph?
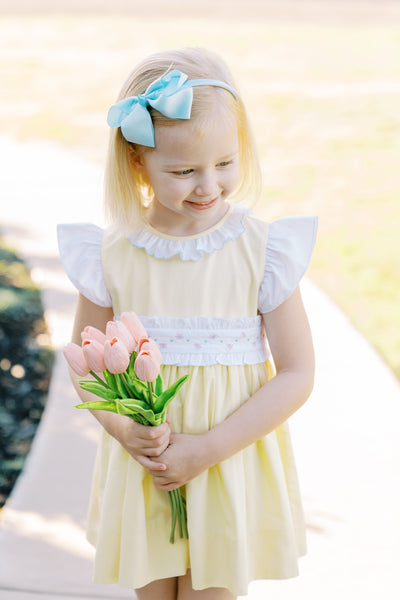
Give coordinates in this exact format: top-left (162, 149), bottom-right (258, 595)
top-left (129, 146), bottom-right (147, 174)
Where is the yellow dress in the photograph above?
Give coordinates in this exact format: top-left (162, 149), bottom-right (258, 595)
top-left (57, 204), bottom-right (318, 595)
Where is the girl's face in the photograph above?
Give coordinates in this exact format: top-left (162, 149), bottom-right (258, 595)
top-left (137, 106), bottom-right (240, 236)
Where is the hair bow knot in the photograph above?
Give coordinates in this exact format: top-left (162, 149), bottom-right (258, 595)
top-left (107, 70), bottom-right (194, 147)
top-left (107, 69), bottom-right (237, 147)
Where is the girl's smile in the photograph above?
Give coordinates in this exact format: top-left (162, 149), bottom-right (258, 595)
top-left (184, 197), bottom-right (219, 210)
top-left (136, 107), bottom-right (240, 236)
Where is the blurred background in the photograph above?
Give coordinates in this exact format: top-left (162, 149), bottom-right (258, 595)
top-left (1, 0), bottom-right (399, 378)
top-left (0, 1), bottom-right (400, 598)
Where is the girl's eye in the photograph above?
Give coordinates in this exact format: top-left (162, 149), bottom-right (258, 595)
top-left (217, 160), bottom-right (234, 168)
top-left (173, 169), bottom-right (193, 176)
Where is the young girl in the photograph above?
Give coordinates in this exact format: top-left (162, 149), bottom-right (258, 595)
top-left (58, 47), bottom-right (317, 600)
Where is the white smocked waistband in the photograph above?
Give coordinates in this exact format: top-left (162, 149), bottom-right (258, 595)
top-left (134, 315), bottom-right (269, 367)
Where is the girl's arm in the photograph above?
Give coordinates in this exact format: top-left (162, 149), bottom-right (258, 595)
top-left (150, 286), bottom-right (315, 490)
top-left (70, 293), bottom-right (170, 470)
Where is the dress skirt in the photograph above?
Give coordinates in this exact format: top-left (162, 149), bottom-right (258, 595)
top-left (86, 360), bottom-right (307, 596)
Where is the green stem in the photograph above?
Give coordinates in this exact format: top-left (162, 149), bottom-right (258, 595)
top-left (147, 381), bottom-right (156, 413)
top-left (89, 370), bottom-right (108, 387)
top-left (176, 490), bottom-right (188, 540)
top-left (121, 371), bottom-right (135, 397)
top-left (168, 490), bottom-right (178, 544)
top-left (175, 490), bottom-right (183, 538)
top-left (115, 373), bottom-right (129, 398)
top-left (181, 493), bottom-right (189, 539)
top-left (167, 489), bottom-right (188, 543)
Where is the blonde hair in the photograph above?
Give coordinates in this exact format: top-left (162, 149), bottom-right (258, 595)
top-left (104, 47), bottom-right (261, 230)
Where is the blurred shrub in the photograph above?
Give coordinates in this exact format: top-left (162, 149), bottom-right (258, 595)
top-left (0, 241), bottom-right (54, 506)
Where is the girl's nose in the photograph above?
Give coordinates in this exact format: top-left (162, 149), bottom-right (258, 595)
top-left (195, 172), bottom-right (219, 197)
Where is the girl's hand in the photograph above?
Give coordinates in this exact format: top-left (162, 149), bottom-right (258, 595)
top-left (119, 416), bottom-right (171, 471)
top-left (147, 432), bottom-right (210, 491)
top-left (69, 296), bottom-right (171, 471)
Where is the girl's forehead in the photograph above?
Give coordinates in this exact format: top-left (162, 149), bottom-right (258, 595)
top-left (153, 109), bottom-right (238, 159)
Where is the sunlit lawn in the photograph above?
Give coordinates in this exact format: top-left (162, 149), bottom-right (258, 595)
top-left (1, 15), bottom-right (399, 377)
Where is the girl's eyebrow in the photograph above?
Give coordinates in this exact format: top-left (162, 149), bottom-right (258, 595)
top-left (162, 162), bottom-right (194, 169)
top-left (163, 151), bottom-right (239, 169)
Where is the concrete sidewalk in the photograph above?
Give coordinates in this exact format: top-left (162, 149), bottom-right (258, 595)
top-left (1, 137), bottom-right (399, 599)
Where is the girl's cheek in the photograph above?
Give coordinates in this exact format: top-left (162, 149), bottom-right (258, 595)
top-left (169, 181), bottom-right (188, 194)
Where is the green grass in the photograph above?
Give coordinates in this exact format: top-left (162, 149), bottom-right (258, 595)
top-left (1, 14), bottom-right (399, 377)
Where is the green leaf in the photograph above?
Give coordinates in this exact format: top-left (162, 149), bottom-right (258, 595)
top-left (114, 373), bottom-right (131, 398)
top-left (115, 398), bottom-right (139, 417)
top-left (127, 351), bottom-right (137, 379)
top-left (103, 371), bottom-right (119, 393)
top-left (78, 380), bottom-right (119, 400)
top-left (126, 396), bottom-right (155, 410)
top-left (133, 413), bottom-right (149, 426)
top-left (154, 374), bottom-right (189, 413)
top-left (122, 374), bottom-right (150, 405)
top-left (75, 400), bottom-right (117, 413)
top-left (155, 373), bottom-right (163, 396)
top-left (116, 399), bottom-right (163, 426)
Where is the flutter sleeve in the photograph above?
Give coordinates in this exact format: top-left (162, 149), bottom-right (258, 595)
top-left (57, 223), bottom-right (112, 307)
top-left (258, 215), bottom-right (318, 313)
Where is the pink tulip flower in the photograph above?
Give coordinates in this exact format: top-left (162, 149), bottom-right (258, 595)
top-left (104, 337), bottom-right (130, 374)
top-left (82, 340), bottom-right (106, 373)
top-left (63, 342), bottom-right (90, 377)
top-left (134, 351), bottom-right (161, 382)
top-left (106, 320), bottom-right (136, 353)
top-left (121, 311), bottom-right (147, 346)
top-left (138, 337), bottom-right (162, 365)
top-left (81, 326), bottom-right (107, 345)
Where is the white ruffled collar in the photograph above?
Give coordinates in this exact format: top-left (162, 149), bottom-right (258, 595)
top-left (127, 203), bottom-right (251, 261)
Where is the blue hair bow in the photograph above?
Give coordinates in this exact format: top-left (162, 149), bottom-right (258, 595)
top-left (107, 69), bottom-right (237, 147)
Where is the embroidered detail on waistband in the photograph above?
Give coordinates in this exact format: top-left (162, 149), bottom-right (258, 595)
top-left (119, 315), bottom-right (270, 366)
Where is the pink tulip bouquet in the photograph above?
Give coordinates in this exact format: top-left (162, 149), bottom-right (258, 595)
top-left (63, 311), bottom-right (189, 543)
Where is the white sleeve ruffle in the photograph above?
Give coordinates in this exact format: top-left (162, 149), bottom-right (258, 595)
top-left (57, 223), bottom-right (112, 308)
top-left (258, 216), bottom-right (318, 313)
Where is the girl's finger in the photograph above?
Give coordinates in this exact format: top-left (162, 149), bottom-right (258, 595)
top-left (141, 430), bottom-right (170, 449)
top-left (127, 420), bottom-right (169, 437)
top-left (136, 455), bottom-right (167, 471)
top-left (138, 423), bottom-right (170, 442)
top-left (153, 479), bottom-right (181, 491)
top-left (140, 439), bottom-right (170, 457)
